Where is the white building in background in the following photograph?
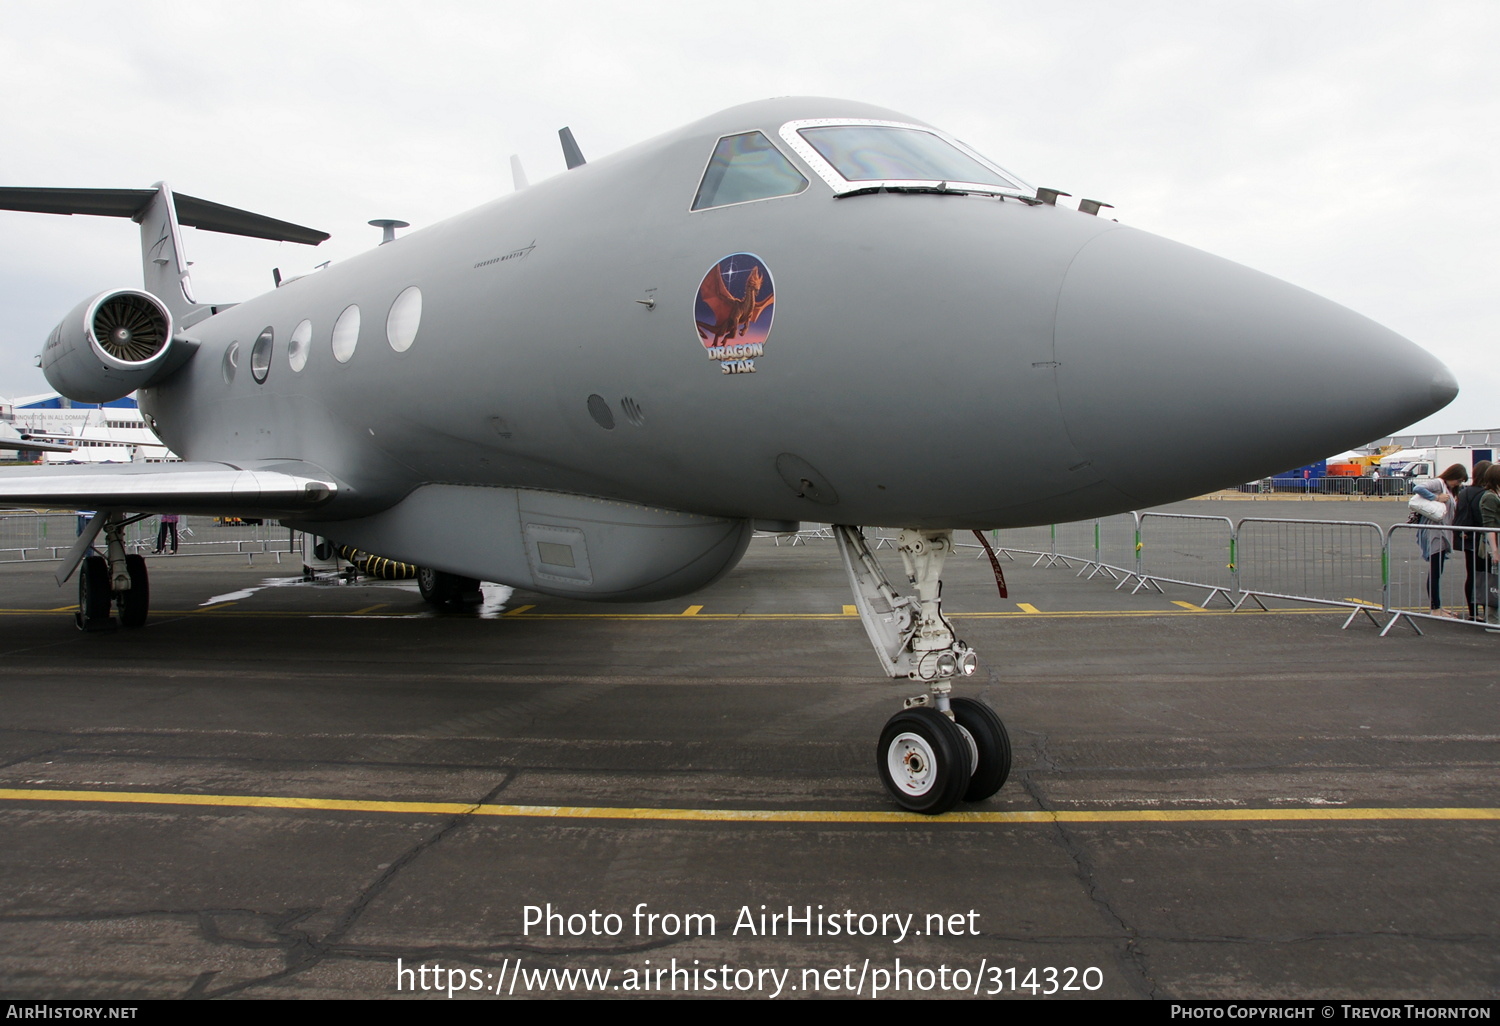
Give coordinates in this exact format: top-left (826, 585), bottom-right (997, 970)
top-left (0, 393), bottom-right (177, 463)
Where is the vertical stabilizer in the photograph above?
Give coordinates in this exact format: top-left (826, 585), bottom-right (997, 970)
top-left (133, 183), bottom-right (202, 323)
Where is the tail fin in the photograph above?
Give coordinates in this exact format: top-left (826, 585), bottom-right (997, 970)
top-left (136, 183), bottom-right (196, 320)
top-left (0, 184), bottom-right (328, 323)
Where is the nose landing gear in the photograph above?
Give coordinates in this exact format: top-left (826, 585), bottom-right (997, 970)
top-left (835, 526), bottom-right (1012, 814)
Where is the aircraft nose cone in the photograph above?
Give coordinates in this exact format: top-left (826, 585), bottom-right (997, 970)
top-left (1052, 228), bottom-right (1457, 502)
top-left (1430, 361), bottom-right (1460, 411)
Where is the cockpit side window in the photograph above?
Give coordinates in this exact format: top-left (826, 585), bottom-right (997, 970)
top-left (691, 132), bottom-right (808, 211)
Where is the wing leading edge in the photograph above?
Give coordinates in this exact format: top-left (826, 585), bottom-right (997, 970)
top-left (0, 460), bottom-right (340, 516)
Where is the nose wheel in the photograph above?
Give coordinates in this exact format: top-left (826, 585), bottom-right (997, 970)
top-left (950, 697), bottom-right (1011, 802)
top-left (878, 708), bottom-right (970, 814)
top-left (877, 698), bottom-right (1012, 814)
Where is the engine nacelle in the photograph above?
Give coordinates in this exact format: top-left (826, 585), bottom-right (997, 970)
top-left (41, 289), bottom-right (190, 404)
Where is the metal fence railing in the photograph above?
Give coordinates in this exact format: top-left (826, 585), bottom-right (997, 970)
top-left (1128, 513), bottom-right (1237, 607)
top-left (1236, 476), bottom-right (1412, 497)
top-left (1384, 524), bottom-right (1497, 635)
top-left (747, 512), bottom-right (1499, 639)
top-left (8, 507), bottom-right (1498, 638)
top-left (1234, 518), bottom-right (1387, 619)
top-left (993, 523), bottom-right (1066, 565)
top-left (0, 513), bottom-right (298, 564)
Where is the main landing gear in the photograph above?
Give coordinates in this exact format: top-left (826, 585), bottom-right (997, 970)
top-left (834, 526), bottom-right (1012, 815)
top-left (417, 567), bottom-right (483, 608)
top-left (76, 512), bottom-right (152, 631)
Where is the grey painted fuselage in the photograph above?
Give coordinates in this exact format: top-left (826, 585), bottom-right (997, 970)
top-left (91, 98), bottom-right (1460, 595)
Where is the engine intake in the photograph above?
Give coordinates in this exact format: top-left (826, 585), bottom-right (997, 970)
top-left (42, 289), bottom-right (191, 403)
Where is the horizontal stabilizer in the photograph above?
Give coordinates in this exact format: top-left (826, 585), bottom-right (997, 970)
top-left (0, 187), bottom-right (328, 245)
top-left (0, 437), bottom-right (78, 454)
top-left (0, 459), bottom-right (340, 516)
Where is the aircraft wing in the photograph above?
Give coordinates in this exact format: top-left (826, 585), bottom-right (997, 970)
top-left (0, 437), bottom-right (79, 454)
top-left (0, 460), bottom-right (339, 515)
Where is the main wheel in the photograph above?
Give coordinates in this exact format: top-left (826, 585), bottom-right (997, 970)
top-left (118, 554), bottom-right (150, 629)
top-left (76, 556), bottom-right (115, 632)
top-left (876, 707), bottom-right (970, 814)
top-left (418, 567), bottom-right (483, 607)
top-left (951, 697), bottom-right (1012, 802)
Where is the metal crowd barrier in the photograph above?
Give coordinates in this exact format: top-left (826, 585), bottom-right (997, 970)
top-left (748, 513), bottom-right (1499, 640)
top-left (0, 513), bottom-right (298, 564)
top-left (1236, 476), bottom-right (1409, 497)
top-left (1383, 524), bottom-right (1497, 636)
top-left (1234, 518), bottom-right (1387, 622)
top-left (984, 523), bottom-right (1062, 564)
top-left (7, 509), bottom-right (1498, 639)
top-left (1126, 513), bottom-right (1237, 607)
top-left (1086, 512), bottom-right (1141, 582)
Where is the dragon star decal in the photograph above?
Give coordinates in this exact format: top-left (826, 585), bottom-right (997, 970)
top-left (695, 253), bottom-right (775, 374)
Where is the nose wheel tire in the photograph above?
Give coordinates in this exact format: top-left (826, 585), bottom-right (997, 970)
top-left (951, 697), bottom-right (1011, 802)
top-left (877, 707), bottom-right (970, 814)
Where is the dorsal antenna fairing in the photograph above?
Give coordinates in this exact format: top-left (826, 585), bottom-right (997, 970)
top-left (368, 219), bottom-right (409, 245)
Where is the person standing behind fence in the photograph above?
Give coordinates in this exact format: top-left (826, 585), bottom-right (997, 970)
top-left (1410, 466), bottom-right (1465, 616)
top-left (153, 513), bottom-right (179, 554)
top-left (1454, 460), bottom-right (1492, 620)
top-left (1479, 464), bottom-right (1500, 626)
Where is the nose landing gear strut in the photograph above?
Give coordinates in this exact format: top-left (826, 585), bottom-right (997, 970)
top-left (834, 526), bottom-right (1011, 814)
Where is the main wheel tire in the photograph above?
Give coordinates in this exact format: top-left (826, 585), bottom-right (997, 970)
top-left (76, 555), bottom-right (115, 632)
top-left (118, 554), bottom-right (150, 629)
top-left (418, 567), bottom-right (483, 607)
top-left (951, 697), bottom-right (1012, 802)
top-left (876, 707), bottom-right (970, 814)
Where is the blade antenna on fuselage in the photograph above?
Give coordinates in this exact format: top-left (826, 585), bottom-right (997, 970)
top-left (510, 155), bottom-right (530, 191)
top-left (558, 127), bottom-right (586, 170)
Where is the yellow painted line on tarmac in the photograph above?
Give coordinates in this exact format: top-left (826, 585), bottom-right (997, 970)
top-left (681, 605), bottom-right (703, 616)
top-left (953, 607), bottom-right (1337, 620)
top-left (351, 604), bottom-right (390, 615)
top-left (842, 605), bottom-right (857, 616)
top-left (48, 605), bottom-right (78, 612)
top-left (2, 788), bottom-right (1496, 825)
top-left (0, 606), bottom-right (1349, 621)
top-left (1171, 601), bottom-right (1204, 611)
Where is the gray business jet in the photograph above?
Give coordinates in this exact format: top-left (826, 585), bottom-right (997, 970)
top-left (0, 97), bottom-right (1457, 813)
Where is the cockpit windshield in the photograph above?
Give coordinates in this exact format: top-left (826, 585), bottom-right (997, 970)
top-left (779, 119), bottom-right (1030, 197)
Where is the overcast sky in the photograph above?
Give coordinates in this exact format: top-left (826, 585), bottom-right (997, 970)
top-left (1, 0), bottom-right (1494, 435)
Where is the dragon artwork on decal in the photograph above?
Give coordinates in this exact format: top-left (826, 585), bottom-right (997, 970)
top-left (695, 253), bottom-right (774, 374)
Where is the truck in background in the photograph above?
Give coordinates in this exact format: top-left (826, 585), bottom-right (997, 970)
top-left (1378, 446), bottom-right (1494, 485)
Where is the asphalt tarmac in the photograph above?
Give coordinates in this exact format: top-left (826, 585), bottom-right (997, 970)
top-left (0, 499), bottom-right (1496, 1001)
